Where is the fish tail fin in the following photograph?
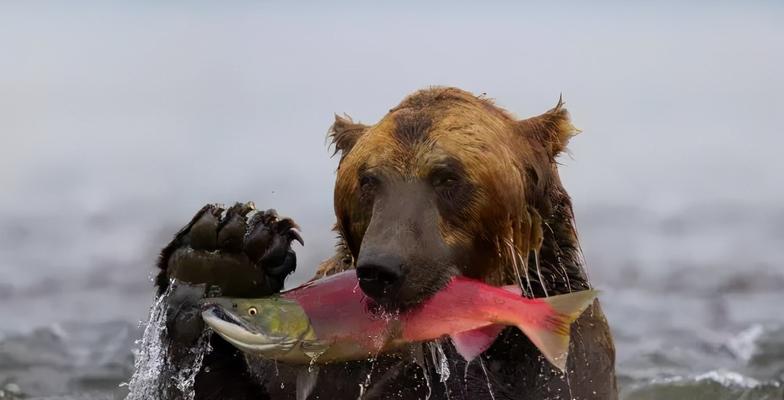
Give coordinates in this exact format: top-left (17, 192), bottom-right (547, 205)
top-left (511, 289), bottom-right (598, 372)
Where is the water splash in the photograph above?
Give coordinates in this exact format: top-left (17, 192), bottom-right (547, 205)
top-left (123, 281), bottom-right (211, 400)
top-left (123, 285), bottom-right (172, 400)
top-left (172, 330), bottom-right (211, 400)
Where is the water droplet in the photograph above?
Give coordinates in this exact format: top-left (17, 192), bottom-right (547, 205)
top-left (428, 341), bottom-right (451, 383)
top-left (479, 357), bottom-right (496, 400)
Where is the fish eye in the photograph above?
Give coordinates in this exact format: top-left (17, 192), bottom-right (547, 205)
top-left (248, 307), bottom-right (258, 316)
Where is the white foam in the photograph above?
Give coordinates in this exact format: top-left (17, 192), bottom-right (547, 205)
top-left (726, 324), bottom-right (764, 361)
top-left (651, 369), bottom-right (773, 389)
top-left (694, 370), bottom-right (762, 389)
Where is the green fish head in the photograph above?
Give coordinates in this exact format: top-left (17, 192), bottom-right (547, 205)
top-left (201, 296), bottom-right (314, 357)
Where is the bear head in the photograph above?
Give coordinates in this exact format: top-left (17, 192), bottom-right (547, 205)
top-left (329, 87), bottom-right (581, 309)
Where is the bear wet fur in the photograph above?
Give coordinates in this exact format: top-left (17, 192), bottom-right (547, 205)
top-left (155, 87), bottom-right (617, 399)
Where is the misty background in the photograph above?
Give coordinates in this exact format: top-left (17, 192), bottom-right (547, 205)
top-left (1, 2), bottom-right (782, 398)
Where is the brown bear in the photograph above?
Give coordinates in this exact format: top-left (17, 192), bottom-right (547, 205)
top-left (156, 87), bottom-right (617, 399)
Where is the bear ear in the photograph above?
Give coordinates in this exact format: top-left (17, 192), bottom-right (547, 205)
top-left (328, 114), bottom-right (370, 158)
top-left (517, 96), bottom-right (580, 159)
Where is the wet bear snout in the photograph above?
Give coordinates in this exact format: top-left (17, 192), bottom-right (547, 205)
top-left (356, 253), bottom-right (403, 301)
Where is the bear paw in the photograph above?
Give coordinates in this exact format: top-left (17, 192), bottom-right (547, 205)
top-left (156, 202), bottom-right (302, 298)
top-left (155, 202), bottom-right (302, 347)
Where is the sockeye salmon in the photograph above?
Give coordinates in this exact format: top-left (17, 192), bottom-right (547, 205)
top-left (201, 270), bottom-right (597, 371)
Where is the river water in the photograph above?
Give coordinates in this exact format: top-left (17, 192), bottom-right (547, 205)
top-left (0, 197), bottom-right (782, 399)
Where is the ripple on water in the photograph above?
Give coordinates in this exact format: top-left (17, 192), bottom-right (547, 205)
top-left (622, 370), bottom-right (783, 400)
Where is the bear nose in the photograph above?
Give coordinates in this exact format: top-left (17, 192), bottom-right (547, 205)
top-left (356, 255), bottom-right (403, 301)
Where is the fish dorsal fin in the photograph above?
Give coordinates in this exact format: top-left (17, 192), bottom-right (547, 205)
top-left (450, 325), bottom-right (506, 362)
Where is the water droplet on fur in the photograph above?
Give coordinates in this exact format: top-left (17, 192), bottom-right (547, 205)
top-left (173, 332), bottom-right (210, 399)
top-left (357, 383), bottom-right (365, 398)
top-left (428, 340), bottom-right (451, 383)
top-left (357, 351), bottom-right (382, 399)
top-left (479, 357), bottom-right (496, 400)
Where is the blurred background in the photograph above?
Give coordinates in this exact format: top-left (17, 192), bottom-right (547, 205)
top-left (1, 1), bottom-right (782, 399)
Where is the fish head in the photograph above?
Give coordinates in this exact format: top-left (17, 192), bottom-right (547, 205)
top-left (201, 297), bottom-right (314, 357)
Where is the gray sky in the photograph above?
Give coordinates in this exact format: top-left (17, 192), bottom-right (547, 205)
top-left (1, 2), bottom-right (782, 284)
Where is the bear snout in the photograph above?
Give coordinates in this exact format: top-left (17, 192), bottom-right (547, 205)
top-left (356, 252), bottom-right (404, 303)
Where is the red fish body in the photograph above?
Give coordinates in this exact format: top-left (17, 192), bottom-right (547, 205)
top-left (203, 270), bottom-right (597, 370)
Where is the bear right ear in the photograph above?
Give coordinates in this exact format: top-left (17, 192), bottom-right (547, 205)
top-left (328, 114), bottom-right (370, 159)
top-left (517, 96), bottom-right (580, 159)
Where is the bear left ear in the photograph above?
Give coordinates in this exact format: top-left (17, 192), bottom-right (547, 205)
top-left (328, 114), bottom-right (370, 159)
top-left (517, 96), bottom-right (580, 159)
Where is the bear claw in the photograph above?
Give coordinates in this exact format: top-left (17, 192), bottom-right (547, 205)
top-left (187, 204), bottom-right (223, 251)
top-left (217, 202), bottom-right (255, 252)
top-left (157, 202), bottom-right (301, 298)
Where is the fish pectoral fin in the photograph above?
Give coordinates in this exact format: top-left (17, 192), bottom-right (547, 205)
top-left (450, 325), bottom-right (506, 362)
top-left (300, 340), bottom-right (330, 358)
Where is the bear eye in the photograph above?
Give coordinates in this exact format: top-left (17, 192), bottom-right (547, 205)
top-left (359, 173), bottom-right (379, 192)
top-left (248, 307), bottom-right (258, 316)
top-left (431, 170), bottom-right (460, 189)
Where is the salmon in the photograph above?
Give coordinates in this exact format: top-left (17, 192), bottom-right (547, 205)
top-left (201, 270), bottom-right (597, 371)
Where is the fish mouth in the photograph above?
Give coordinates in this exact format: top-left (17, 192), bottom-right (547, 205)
top-left (200, 301), bottom-right (294, 354)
